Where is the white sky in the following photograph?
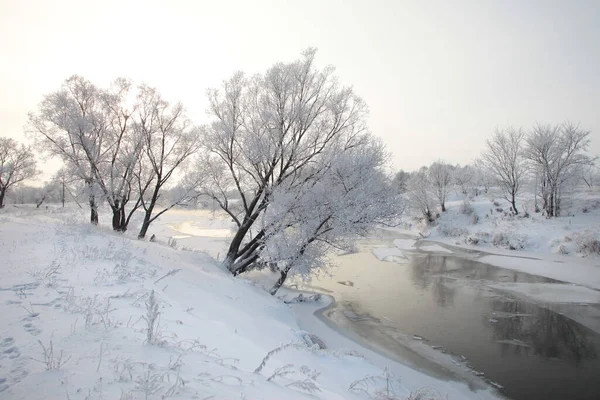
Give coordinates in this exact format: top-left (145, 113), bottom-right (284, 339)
top-left (1, 0), bottom-right (599, 175)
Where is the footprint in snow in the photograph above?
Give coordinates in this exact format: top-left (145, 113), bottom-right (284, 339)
top-left (21, 314), bottom-right (41, 336)
top-left (0, 337), bottom-right (28, 392)
top-left (0, 338), bottom-right (18, 360)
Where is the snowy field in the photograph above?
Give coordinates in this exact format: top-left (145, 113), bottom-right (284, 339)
top-left (0, 205), bottom-right (502, 400)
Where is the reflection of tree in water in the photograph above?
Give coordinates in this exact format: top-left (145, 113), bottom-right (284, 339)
top-left (409, 255), bottom-right (435, 289)
top-left (490, 298), bottom-right (598, 363)
top-left (432, 277), bottom-right (455, 307)
top-left (410, 255), bottom-right (455, 307)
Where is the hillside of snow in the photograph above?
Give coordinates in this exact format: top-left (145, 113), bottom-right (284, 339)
top-left (0, 205), bottom-right (502, 400)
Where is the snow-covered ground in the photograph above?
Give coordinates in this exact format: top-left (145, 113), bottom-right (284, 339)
top-left (395, 187), bottom-right (600, 289)
top-left (0, 205), bottom-right (502, 399)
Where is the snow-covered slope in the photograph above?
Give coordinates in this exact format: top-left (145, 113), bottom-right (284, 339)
top-left (0, 205), bottom-right (501, 399)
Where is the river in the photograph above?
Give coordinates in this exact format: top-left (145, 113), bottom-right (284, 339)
top-left (300, 232), bottom-right (600, 400)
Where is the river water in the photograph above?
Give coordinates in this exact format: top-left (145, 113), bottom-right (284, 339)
top-left (302, 233), bottom-right (600, 400)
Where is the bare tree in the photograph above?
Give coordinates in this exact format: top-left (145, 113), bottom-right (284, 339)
top-left (428, 161), bottom-right (452, 212)
top-left (524, 122), bottom-right (595, 217)
top-left (0, 137), bottom-right (37, 207)
top-left (135, 85), bottom-right (202, 239)
top-left (481, 127), bottom-right (527, 214)
top-left (193, 49), bottom-right (398, 279)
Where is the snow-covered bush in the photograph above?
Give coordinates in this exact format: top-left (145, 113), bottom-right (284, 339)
top-left (460, 199), bottom-right (473, 215)
top-left (579, 238), bottom-right (600, 256)
top-left (466, 236), bottom-right (479, 245)
top-left (492, 233), bottom-right (526, 250)
top-left (439, 225), bottom-right (467, 238)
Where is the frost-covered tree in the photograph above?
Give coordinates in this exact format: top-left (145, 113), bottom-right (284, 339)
top-left (453, 164), bottom-right (474, 195)
top-left (406, 168), bottom-right (434, 222)
top-left (524, 122), bottom-right (594, 217)
top-left (28, 75), bottom-right (108, 225)
top-left (0, 137), bottom-right (37, 207)
top-left (29, 76), bottom-right (198, 232)
top-left (93, 79), bottom-right (146, 231)
top-left (581, 162), bottom-right (599, 189)
top-left (261, 138), bottom-right (399, 294)
top-left (392, 170), bottom-right (410, 193)
top-left (193, 49), bottom-right (400, 285)
top-left (428, 161), bottom-right (452, 212)
top-left (134, 85), bottom-right (202, 239)
top-left (481, 127), bottom-right (527, 214)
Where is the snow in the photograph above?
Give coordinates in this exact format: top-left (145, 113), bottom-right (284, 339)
top-left (404, 188), bottom-right (600, 259)
top-left (392, 238), bottom-right (416, 250)
top-left (0, 205), bottom-right (502, 399)
top-left (371, 247), bottom-right (408, 262)
top-left (479, 255), bottom-right (600, 290)
top-left (487, 282), bottom-right (600, 304)
top-left (418, 244), bottom-right (453, 253)
top-left (394, 187), bottom-right (600, 290)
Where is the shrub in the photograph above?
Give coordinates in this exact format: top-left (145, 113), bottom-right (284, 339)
top-left (439, 226), bottom-right (468, 237)
top-left (492, 233), bottom-right (505, 247)
top-left (460, 199), bottom-right (473, 215)
top-left (557, 244), bottom-right (569, 255)
top-left (579, 238), bottom-right (600, 256)
top-left (466, 236), bottom-right (479, 245)
top-left (471, 214), bottom-right (479, 225)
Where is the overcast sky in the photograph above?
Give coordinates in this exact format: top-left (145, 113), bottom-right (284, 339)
top-left (1, 0), bottom-right (598, 173)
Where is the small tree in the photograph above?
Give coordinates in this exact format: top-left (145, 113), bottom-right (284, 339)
top-left (428, 161), bottom-right (452, 212)
top-left (0, 137), bottom-right (37, 208)
top-left (481, 127), bottom-right (527, 214)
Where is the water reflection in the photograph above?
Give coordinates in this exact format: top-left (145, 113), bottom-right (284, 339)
top-left (490, 298), bottom-right (598, 364)
top-left (318, 245), bottom-right (600, 400)
top-left (410, 255), bottom-right (456, 307)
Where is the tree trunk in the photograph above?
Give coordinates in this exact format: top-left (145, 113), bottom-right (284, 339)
top-left (270, 266), bottom-right (291, 295)
top-left (223, 221), bottom-right (254, 272)
top-left (89, 194), bottom-right (98, 225)
top-left (0, 188), bottom-right (5, 208)
top-left (111, 199), bottom-right (129, 232)
top-left (441, 203), bottom-right (446, 212)
top-left (36, 195), bottom-right (46, 208)
top-left (138, 212), bottom-right (152, 239)
top-left (120, 206), bottom-right (127, 232)
top-left (511, 193), bottom-right (519, 215)
top-left (138, 188), bottom-right (159, 239)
